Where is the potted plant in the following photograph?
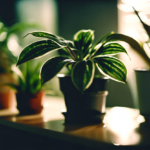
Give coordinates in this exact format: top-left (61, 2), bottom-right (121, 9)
top-left (0, 21), bottom-right (41, 110)
top-left (16, 29), bottom-right (143, 124)
top-left (0, 21), bottom-right (16, 109)
top-left (132, 7), bottom-right (150, 121)
top-left (6, 60), bottom-right (48, 115)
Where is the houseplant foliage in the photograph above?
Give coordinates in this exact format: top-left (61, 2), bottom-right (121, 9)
top-left (0, 21), bottom-right (16, 73)
top-left (17, 29), bottom-right (144, 93)
top-left (7, 60), bottom-right (42, 95)
top-left (6, 60), bottom-right (47, 115)
top-left (0, 21), bottom-right (41, 73)
top-left (131, 6), bottom-right (150, 66)
top-left (0, 21), bottom-right (41, 109)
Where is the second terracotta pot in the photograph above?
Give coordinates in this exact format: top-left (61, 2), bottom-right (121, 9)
top-left (16, 91), bottom-right (45, 115)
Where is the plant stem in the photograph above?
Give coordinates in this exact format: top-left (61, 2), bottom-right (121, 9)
top-left (66, 47), bottom-right (77, 60)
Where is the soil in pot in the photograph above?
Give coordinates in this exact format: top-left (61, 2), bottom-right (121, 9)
top-left (58, 75), bottom-right (109, 124)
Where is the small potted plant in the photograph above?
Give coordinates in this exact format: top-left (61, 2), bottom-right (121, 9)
top-left (7, 60), bottom-right (47, 115)
top-left (16, 29), bottom-right (142, 124)
top-left (0, 21), bottom-right (16, 109)
top-left (0, 21), bottom-right (40, 109)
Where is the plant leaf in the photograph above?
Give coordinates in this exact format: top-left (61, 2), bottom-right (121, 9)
top-left (11, 65), bottom-right (25, 82)
top-left (17, 40), bottom-right (64, 65)
top-left (95, 56), bottom-right (127, 83)
top-left (24, 31), bottom-right (64, 45)
top-left (73, 29), bottom-right (94, 57)
top-left (71, 59), bottom-right (95, 93)
top-left (102, 33), bottom-right (142, 51)
top-left (29, 73), bottom-right (41, 94)
top-left (94, 43), bottom-right (129, 57)
top-left (41, 56), bottom-right (73, 84)
top-left (99, 33), bottom-right (150, 65)
top-left (132, 6), bottom-right (150, 38)
top-left (65, 40), bottom-right (74, 48)
top-left (24, 31), bottom-right (74, 47)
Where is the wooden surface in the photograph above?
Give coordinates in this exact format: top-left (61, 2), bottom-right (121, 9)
top-left (0, 96), bottom-right (149, 149)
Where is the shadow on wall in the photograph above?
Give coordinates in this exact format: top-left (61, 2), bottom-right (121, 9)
top-left (57, 0), bottom-right (134, 108)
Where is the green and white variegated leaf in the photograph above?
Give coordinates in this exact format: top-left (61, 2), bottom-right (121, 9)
top-left (24, 31), bottom-right (74, 47)
top-left (71, 59), bottom-right (95, 93)
top-left (64, 40), bottom-right (74, 48)
top-left (91, 33), bottom-right (143, 58)
top-left (100, 33), bottom-right (150, 65)
top-left (94, 43), bottom-right (129, 57)
top-left (24, 31), bottom-right (59, 39)
top-left (73, 29), bottom-right (94, 57)
top-left (41, 56), bottom-right (73, 85)
top-left (95, 56), bottom-right (127, 83)
top-left (102, 33), bottom-right (143, 52)
top-left (17, 40), bottom-right (65, 65)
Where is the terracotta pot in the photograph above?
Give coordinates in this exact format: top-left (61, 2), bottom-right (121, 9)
top-left (58, 75), bottom-right (109, 124)
top-left (0, 90), bottom-right (15, 109)
top-left (16, 91), bottom-right (45, 115)
top-left (0, 73), bottom-right (16, 109)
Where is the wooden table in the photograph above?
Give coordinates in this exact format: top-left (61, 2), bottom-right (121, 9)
top-left (0, 96), bottom-right (149, 150)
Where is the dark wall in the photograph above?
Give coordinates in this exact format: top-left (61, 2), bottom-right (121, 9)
top-left (57, 0), bottom-right (118, 41)
top-left (0, 0), bottom-right (17, 26)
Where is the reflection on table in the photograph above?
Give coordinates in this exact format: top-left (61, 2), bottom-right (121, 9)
top-left (0, 96), bottom-right (149, 148)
